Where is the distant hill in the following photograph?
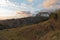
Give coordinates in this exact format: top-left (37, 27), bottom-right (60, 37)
top-left (0, 15), bottom-right (49, 30)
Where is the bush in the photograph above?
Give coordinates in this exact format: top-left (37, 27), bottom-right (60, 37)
top-left (49, 13), bottom-right (55, 18)
top-left (49, 13), bottom-right (58, 20)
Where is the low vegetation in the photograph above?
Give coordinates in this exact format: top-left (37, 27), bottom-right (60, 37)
top-left (0, 9), bottom-right (60, 40)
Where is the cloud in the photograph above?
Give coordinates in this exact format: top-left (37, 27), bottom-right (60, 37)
top-left (37, 4), bottom-right (43, 8)
top-left (12, 11), bottom-right (32, 19)
top-left (43, 0), bottom-right (57, 8)
top-left (16, 3), bottom-right (37, 11)
top-left (0, 0), bottom-right (34, 19)
top-left (0, 0), bottom-right (16, 8)
top-left (36, 0), bottom-right (60, 12)
top-left (0, 0), bottom-right (33, 11)
top-left (0, 0), bottom-right (37, 11)
top-left (27, 0), bottom-right (33, 3)
top-left (0, 0), bottom-right (17, 16)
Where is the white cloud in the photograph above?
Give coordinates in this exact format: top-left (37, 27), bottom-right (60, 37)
top-left (0, 0), bottom-right (16, 8)
top-left (0, 0), bottom-right (34, 19)
top-left (16, 3), bottom-right (37, 11)
top-left (0, 0), bottom-right (17, 17)
top-left (0, 0), bottom-right (37, 11)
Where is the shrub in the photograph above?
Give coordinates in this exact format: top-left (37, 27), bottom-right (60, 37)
top-left (49, 13), bottom-right (58, 20)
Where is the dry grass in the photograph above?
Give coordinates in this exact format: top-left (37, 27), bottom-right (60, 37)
top-left (0, 10), bottom-right (60, 40)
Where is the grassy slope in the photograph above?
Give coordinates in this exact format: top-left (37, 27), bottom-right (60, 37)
top-left (0, 11), bottom-right (60, 40)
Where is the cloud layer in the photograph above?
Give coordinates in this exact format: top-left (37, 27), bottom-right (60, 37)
top-left (0, 0), bottom-right (33, 19)
top-left (27, 0), bottom-right (33, 3)
top-left (43, 0), bottom-right (57, 8)
top-left (0, 0), bottom-right (60, 11)
top-left (43, 0), bottom-right (60, 9)
top-left (0, 0), bottom-right (60, 19)
top-left (0, 0), bottom-right (16, 8)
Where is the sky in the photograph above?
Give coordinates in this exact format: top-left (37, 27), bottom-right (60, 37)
top-left (0, 0), bottom-right (60, 19)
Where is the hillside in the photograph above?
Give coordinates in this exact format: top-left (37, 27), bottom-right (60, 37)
top-left (0, 10), bottom-right (60, 40)
top-left (0, 16), bottom-right (49, 30)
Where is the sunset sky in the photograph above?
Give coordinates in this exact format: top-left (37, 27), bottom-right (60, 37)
top-left (0, 0), bottom-right (60, 19)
